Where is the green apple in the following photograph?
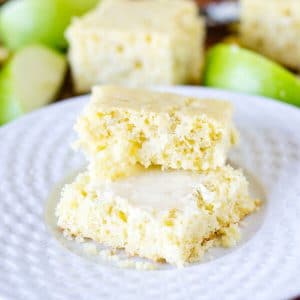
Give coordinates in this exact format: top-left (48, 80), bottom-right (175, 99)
top-left (0, 0), bottom-right (100, 50)
top-left (0, 45), bottom-right (67, 125)
top-left (65, 0), bottom-right (100, 15)
top-left (203, 44), bottom-right (300, 107)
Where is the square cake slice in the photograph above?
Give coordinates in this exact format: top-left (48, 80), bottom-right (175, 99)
top-left (66, 0), bottom-right (205, 93)
top-left (56, 166), bottom-right (259, 266)
top-left (240, 0), bottom-right (300, 71)
top-left (75, 86), bottom-right (237, 180)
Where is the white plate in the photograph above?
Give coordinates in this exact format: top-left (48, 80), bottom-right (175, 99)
top-left (1, 87), bottom-right (300, 300)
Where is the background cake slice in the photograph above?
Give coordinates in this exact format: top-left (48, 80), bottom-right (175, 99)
top-left (240, 0), bottom-right (300, 71)
top-left (75, 86), bottom-right (237, 180)
top-left (56, 166), bottom-right (259, 267)
top-left (66, 0), bottom-right (205, 93)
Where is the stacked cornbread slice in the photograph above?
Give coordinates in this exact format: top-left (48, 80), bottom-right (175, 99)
top-left (75, 86), bottom-right (237, 180)
top-left (56, 86), bottom-right (259, 267)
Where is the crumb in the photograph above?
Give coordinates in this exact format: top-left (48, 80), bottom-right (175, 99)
top-left (117, 259), bottom-right (157, 270)
top-left (62, 230), bottom-right (74, 241)
top-left (99, 249), bottom-right (119, 262)
top-left (208, 255), bottom-right (214, 261)
top-left (82, 243), bottom-right (98, 255)
top-left (117, 260), bottom-right (136, 269)
top-left (135, 261), bottom-right (157, 271)
top-left (98, 248), bottom-right (157, 270)
top-left (75, 236), bottom-right (85, 243)
top-left (219, 223), bottom-right (240, 247)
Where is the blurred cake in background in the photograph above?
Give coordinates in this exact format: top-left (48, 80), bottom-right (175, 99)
top-left (240, 0), bottom-right (300, 72)
top-left (66, 0), bottom-right (205, 93)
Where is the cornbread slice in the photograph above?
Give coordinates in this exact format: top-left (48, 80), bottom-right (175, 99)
top-left (75, 86), bottom-right (237, 180)
top-left (56, 166), bottom-right (259, 266)
top-left (66, 0), bottom-right (205, 93)
top-left (240, 0), bottom-right (300, 71)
